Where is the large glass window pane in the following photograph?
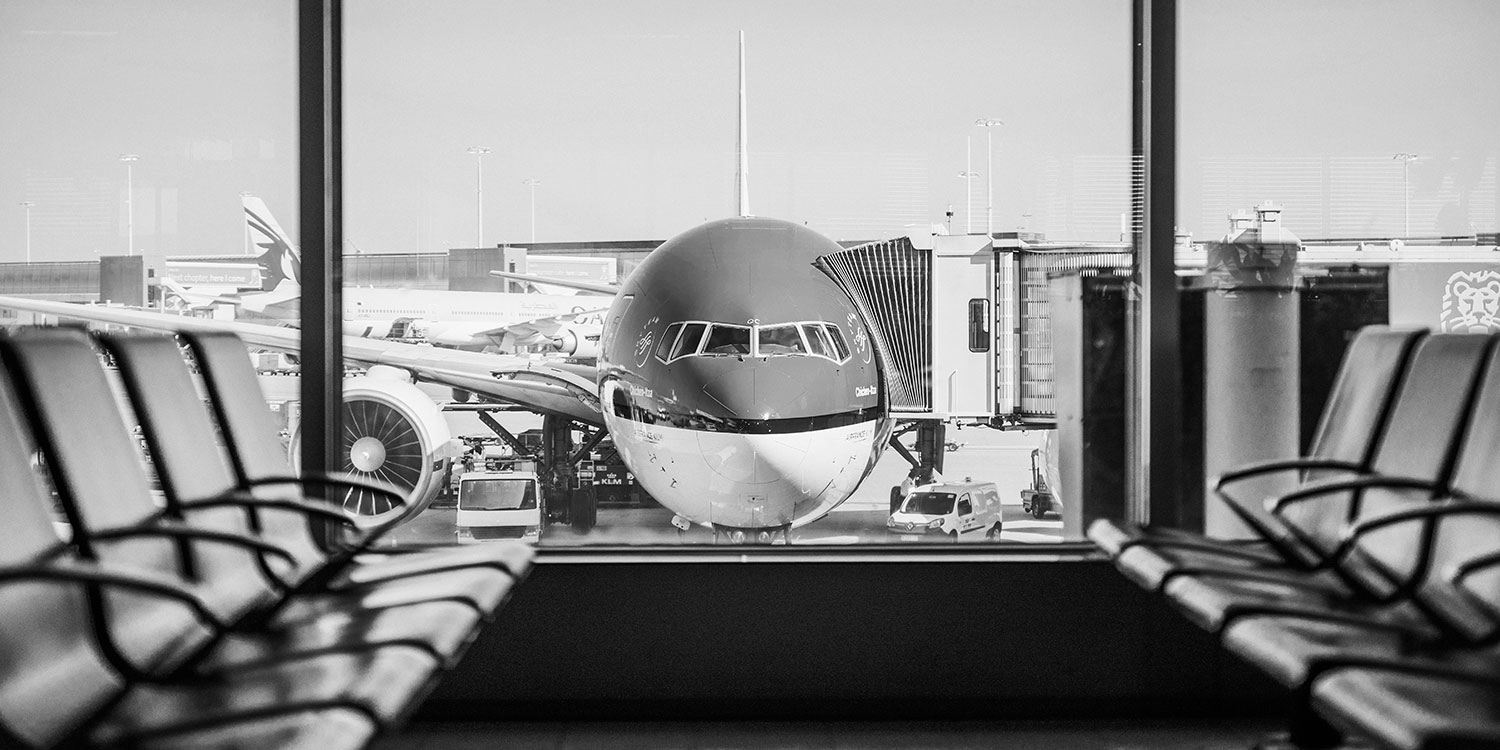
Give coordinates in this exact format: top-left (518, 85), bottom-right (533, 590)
top-left (343, 1), bottom-right (1126, 547)
top-left (1176, 2), bottom-right (1500, 536)
top-left (0, 2), bottom-right (297, 525)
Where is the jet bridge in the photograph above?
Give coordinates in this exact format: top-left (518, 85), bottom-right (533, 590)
top-left (818, 234), bottom-right (1130, 432)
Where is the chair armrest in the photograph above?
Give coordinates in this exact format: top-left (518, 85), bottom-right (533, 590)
top-left (244, 472), bottom-right (409, 509)
top-left (88, 525), bottom-right (299, 570)
top-left (1215, 457), bottom-right (1366, 492)
top-left (0, 561), bottom-right (224, 630)
top-left (1268, 474), bottom-right (1443, 515)
top-left (185, 492), bottom-right (358, 529)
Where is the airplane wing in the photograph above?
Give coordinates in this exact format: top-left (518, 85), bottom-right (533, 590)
top-left (489, 269), bottom-right (621, 296)
top-left (0, 296), bottom-right (603, 426)
top-left (477, 308), bottom-right (608, 346)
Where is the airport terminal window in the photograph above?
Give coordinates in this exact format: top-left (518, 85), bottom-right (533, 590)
top-left (331, 2), bottom-right (1137, 548)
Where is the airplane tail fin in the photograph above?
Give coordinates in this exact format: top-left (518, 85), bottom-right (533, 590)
top-left (735, 30), bottom-right (750, 218)
top-left (243, 195), bottom-right (302, 292)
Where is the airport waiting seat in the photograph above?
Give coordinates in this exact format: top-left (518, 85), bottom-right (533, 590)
top-left (1313, 668), bottom-right (1500, 750)
top-left (1216, 351), bottom-right (1500, 747)
top-left (175, 329), bottom-right (534, 593)
top-left (1087, 326), bottom-right (1427, 593)
top-left (0, 327), bottom-right (498, 681)
top-left (1159, 332), bottom-right (1494, 636)
top-left (0, 345), bottom-right (424, 749)
top-left (100, 330), bottom-right (528, 621)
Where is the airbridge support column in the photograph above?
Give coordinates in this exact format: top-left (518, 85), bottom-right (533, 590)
top-left (1202, 204), bottom-right (1300, 538)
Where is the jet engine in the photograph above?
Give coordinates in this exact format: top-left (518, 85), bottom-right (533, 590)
top-left (549, 326), bottom-right (602, 360)
top-left (293, 365), bottom-right (458, 527)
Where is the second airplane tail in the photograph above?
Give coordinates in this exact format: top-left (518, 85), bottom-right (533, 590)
top-left (243, 195), bottom-right (301, 292)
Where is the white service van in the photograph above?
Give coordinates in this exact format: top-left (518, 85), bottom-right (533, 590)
top-left (454, 469), bottom-right (542, 543)
top-left (886, 480), bottom-right (1003, 542)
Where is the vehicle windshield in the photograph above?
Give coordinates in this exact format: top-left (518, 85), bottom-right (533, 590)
top-left (900, 491), bottom-right (954, 515)
top-left (459, 478), bottom-right (537, 511)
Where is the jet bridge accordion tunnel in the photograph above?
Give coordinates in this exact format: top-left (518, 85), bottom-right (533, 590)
top-left (814, 234), bottom-right (1156, 428)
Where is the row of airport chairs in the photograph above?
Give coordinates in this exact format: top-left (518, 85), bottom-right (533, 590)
top-left (1090, 326), bottom-right (1500, 749)
top-left (0, 327), bottom-right (533, 749)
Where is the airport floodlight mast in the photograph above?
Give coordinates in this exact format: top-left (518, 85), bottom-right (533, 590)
top-left (522, 178), bottom-right (541, 246)
top-left (1393, 152), bottom-right (1419, 237)
top-left (20, 201), bottom-right (36, 263)
top-left (467, 146), bottom-right (491, 248)
top-left (958, 134), bottom-right (980, 234)
top-left (957, 170), bottom-right (979, 235)
top-left (119, 154), bottom-right (139, 256)
top-left (975, 118), bottom-right (1003, 238)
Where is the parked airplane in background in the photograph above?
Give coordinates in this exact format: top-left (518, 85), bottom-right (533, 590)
top-left (166, 195), bottom-right (610, 355)
top-left (157, 195), bottom-right (303, 315)
top-left (0, 32), bottom-right (896, 541)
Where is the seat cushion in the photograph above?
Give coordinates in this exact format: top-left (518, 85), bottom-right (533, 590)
top-left (337, 541), bottom-right (532, 587)
top-left (273, 566), bottom-right (515, 625)
top-left (106, 707), bottom-right (376, 750)
top-left (1115, 540), bottom-right (1284, 593)
top-left (1313, 668), bottom-right (1500, 750)
top-left (95, 646), bottom-right (437, 741)
top-left (1222, 610), bottom-right (1442, 688)
top-left (1161, 567), bottom-right (1353, 632)
top-left (202, 598), bottom-right (483, 672)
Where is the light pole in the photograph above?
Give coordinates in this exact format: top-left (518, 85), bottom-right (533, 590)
top-left (521, 178), bottom-right (541, 246)
top-left (1393, 152), bottom-right (1418, 237)
top-left (20, 201), bottom-right (35, 263)
top-left (119, 154), bottom-right (139, 256)
top-left (957, 135), bottom-right (980, 235)
top-left (975, 118), bottom-right (1003, 238)
top-left (957, 170), bottom-right (980, 235)
top-left (466, 146), bottom-right (491, 248)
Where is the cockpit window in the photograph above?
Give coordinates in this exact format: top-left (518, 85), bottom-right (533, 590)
top-left (702, 324), bottom-right (752, 355)
top-left (825, 324), bottom-right (852, 361)
top-left (654, 322), bottom-right (683, 361)
top-left (803, 324), bottom-right (830, 358)
top-left (670, 322), bottom-right (708, 360)
top-left (653, 320), bottom-right (852, 363)
top-left (757, 324), bottom-right (806, 355)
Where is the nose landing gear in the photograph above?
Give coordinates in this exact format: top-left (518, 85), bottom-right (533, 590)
top-left (712, 523), bottom-right (790, 545)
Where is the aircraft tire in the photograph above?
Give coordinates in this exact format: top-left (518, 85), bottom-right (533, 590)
top-left (570, 488), bottom-right (597, 533)
top-left (889, 486), bottom-right (902, 515)
top-left (1030, 504), bottom-right (1047, 519)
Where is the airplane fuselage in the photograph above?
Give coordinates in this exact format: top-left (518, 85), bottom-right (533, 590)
top-left (599, 217), bottom-right (893, 533)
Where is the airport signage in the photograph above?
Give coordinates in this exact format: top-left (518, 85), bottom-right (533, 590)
top-left (163, 261), bottom-right (262, 288)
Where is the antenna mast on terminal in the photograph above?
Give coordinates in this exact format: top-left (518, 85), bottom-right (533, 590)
top-left (736, 30), bottom-right (750, 218)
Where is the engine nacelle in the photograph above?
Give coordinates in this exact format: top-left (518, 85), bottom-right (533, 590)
top-left (550, 326), bottom-right (602, 360)
top-left (292, 366), bottom-right (459, 527)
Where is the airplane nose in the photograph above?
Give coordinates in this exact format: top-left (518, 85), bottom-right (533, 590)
top-left (700, 367), bottom-right (805, 420)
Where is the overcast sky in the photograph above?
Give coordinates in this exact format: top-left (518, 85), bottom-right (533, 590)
top-left (2, 1), bottom-right (1497, 261)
